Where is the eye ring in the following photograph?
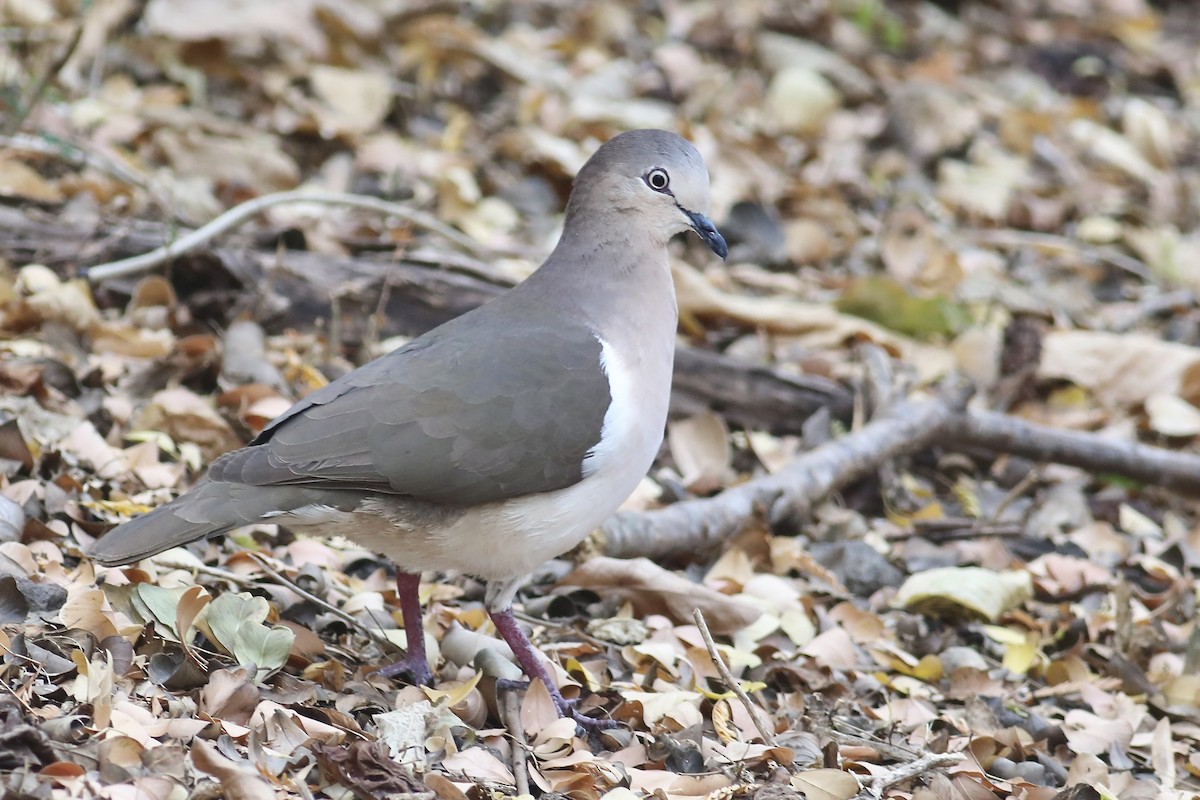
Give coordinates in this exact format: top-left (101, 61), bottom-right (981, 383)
top-left (644, 168), bottom-right (670, 192)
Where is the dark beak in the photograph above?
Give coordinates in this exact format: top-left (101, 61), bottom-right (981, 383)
top-left (685, 210), bottom-right (728, 260)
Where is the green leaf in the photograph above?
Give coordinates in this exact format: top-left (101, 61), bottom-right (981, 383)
top-left (199, 591), bottom-right (269, 655)
top-left (195, 591), bottom-right (293, 680)
top-left (134, 584), bottom-right (191, 642)
top-left (836, 276), bottom-right (971, 339)
top-left (233, 621), bottom-right (294, 678)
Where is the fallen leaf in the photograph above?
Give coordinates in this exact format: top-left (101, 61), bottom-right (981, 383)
top-left (895, 567), bottom-right (1033, 622)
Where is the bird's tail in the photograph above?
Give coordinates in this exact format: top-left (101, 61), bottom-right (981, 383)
top-left (87, 481), bottom-right (284, 566)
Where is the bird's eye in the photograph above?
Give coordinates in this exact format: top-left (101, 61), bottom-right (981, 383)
top-left (644, 168), bottom-right (670, 192)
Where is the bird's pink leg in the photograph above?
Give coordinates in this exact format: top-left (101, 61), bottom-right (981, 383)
top-left (489, 605), bottom-right (615, 731)
top-left (375, 571), bottom-right (434, 685)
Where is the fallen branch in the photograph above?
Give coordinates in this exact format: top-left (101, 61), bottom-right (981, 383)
top-left (946, 410), bottom-right (1200, 495)
top-left (601, 379), bottom-right (975, 561)
top-left (855, 752), bottom-right (965, 799)
top-left (85, 190), bottom-right (507, 282)
top-left (693, 608), bottom-right (776, 747)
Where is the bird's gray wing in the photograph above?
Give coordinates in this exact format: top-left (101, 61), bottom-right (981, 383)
top-left (208, 310), bottom-right (612, 506)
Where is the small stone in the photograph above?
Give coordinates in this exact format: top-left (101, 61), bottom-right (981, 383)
top-left (766, 67), bottom-right (840, 135)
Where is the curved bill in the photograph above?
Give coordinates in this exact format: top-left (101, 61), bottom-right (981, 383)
top-left (685, 209), bottom-right (729, 260)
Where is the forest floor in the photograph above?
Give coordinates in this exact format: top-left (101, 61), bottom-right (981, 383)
top-left (2, 1), bottom-right (1200, 798)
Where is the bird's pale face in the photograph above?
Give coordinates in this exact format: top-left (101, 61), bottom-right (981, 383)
top-left (611, 156), bottom-right (728, 259)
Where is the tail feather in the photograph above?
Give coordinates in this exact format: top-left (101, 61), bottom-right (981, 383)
top-left (88, 481), bottom-right (281, 566)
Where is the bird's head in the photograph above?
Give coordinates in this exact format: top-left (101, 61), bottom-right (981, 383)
top-left (566, 129), bottom-right (727, 259)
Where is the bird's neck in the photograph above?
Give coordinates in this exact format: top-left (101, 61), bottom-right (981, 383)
top-left (524, 222), bottom-right (678, 359)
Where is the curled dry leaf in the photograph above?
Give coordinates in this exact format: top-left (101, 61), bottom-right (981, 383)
top-left (560, 557), bottom-right (760, 634)
top-left (191, 738), bottom-right (276, 800)
top-left (1038, 330), bottom-right (1200, 407)
top-left (880, 205), bottom-right (963, 294)
top-left (666, 411), bottom-right (732, 493)
top-left (790, 768), bottom-right (860, 800)
top-left (894, 566), bottom-right (1033, 622)
top-left (1069, 118), bottom-right (1161, 183)
top-left (1144, 393), bottom-right (1200, 437)
top-left (132, 387), bottom-right (242, 461)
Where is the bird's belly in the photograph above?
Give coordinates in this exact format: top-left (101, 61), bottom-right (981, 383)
top-left (281, 455), bottom-right (648, 579)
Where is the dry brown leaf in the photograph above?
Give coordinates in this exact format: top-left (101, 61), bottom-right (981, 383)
top-left (142, 0), bottom-right (328, 51)
top-left (1064, 709), bottom-right (1134, 756)
top-left (1038, 330), bottom-right (1200, 407)
top-left (560, 557), bottom-right (760, 634)
top-left (937, 143), bottom-right (1029, 220)
top-left (895, 567), bottom-right (1033, 622)
top-left (666, 411), bottom-right (732, 493)
top-left (440, 746), bottom-right (516, 784)
top-left (132, 387), bottom-right (242, 461)
top-left (881, 206), bottom-right (963, 294)
top-left (308, 66), bottom-right (393, 137)
top-left (790, 769), bottom-right (860, 800)
top-left (0, 157), bottom-right (63, 203)
top-left (191, 738), bottom-right (276, 800)
top-left (152, 125), bottom-right (299, 192)
top-left (799, 627), bottom-right (860, 671)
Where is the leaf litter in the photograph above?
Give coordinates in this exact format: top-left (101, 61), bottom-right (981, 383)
top-left (3, 0), bottom-right (1200, 798)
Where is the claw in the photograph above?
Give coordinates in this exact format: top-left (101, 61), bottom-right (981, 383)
top-left (374, 655), bottom-right (433, 686)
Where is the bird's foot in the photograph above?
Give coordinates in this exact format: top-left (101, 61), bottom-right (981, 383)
top-left (374, 654), bottom-right (433, 687)
top-left (495, 678), bottom-right (617, 732)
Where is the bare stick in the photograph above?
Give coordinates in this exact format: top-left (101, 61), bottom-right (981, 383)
top-left (4, 24), bottom-right (84, 136)
top-left (857, 752), bottom-right (964, 798)
top-left (692, 608), bottom-right (776, 746)
top-left (86, 190), bottom-right (502, 282)
top-left (945, 410), bottom-right (1200, 495)
top-left (602, 379), bottom-right (974, 561)
top-left (245, 552), bottom-right (402, 655)
top-left (0, 133), bottom-right (151, 190)
top-left (147, 558), bottom-right (262, 589)
top-left (500, 688), bottom-right (531, 796)
top-left (963, 227), bottom-right (1152, 282)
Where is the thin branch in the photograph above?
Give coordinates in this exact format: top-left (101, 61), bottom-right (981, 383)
top-left (86, 190), bottom-right (503, 282)
top-left (499, 688), bottom-right (531, 796)
top-left (692, 608), bottom-right (776, 747)
top-left (148, 558), bottom-right (261, 589)
top-left (856, 752), bottom-right (964, 798)
top-left (945, 410), bottom-right (1200, 495)
top-left (3, 23), bottom-right (83, 136)
top-left (963, 227), bottom-right (1152, 282)
top-left (0, 133), bottom-right (151, 190)
top-left (245, 552), bottom-right (402, 655)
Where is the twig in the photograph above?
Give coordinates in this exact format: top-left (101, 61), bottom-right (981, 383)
top-left (86, 190), bottom-right (501, 282)
top-left (148, 558), bottom-right (262, 589)
top-left (0, 133), bottom-right (151, 190)
top-left (887, 518), bottom-right (1023, 542)
top-left (856, 752), bottom-right (964, 798)
top-left (3, 23), bottom-right (84, 135)
top-left (245, 552), bottom-right (402, 655)
top-left (993, 467), bottom-right (1041, 519)
top-left (499, 688), bottom-right (530, 796)
top-left (826, 722), bottom-right (919, 762)
top-left (945, 410), bottom-right (1200, 495)
top-left (692, 608), bottom-right (776, 746)
top-left (963, 227), bottom-right (1152, 282)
